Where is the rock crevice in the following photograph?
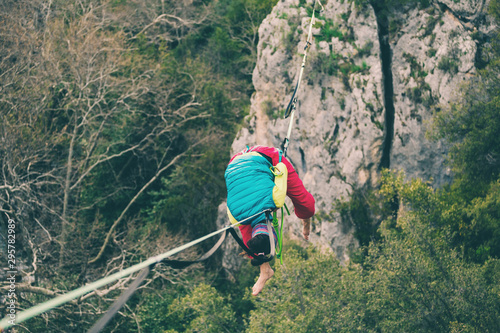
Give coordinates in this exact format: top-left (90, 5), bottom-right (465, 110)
top-left (371, 1), bottom-right (395, 170)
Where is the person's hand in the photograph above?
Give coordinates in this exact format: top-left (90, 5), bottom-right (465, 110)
top-left (302, 218), bottom-right (311, 240)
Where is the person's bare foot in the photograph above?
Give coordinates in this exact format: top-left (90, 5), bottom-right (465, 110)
top-left (252, 262), bottom-right (274, 296)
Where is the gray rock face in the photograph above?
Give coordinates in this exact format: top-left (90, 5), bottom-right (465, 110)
top-left (390, 5), bottom-right (474, 186)
top-left (218, 0), bottom-right (494, 274)
top-left (439, 0), bottom-right (488, 21)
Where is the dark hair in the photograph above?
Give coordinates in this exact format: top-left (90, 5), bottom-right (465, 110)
top-left (247, 234), bottom-right (271, 255)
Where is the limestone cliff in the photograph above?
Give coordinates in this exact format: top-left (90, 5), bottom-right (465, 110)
top-left (218, 0), bottom-right (495, 273)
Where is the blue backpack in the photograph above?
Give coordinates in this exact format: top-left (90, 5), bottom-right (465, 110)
top-left (225, 147), bottom-right (288, 227)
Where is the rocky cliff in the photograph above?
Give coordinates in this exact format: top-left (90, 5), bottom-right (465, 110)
top-left (218, 0), bottom-right (495, 273)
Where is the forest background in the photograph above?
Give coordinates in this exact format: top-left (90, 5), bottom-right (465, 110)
top-left (0, 0), bottom-right (499, 332)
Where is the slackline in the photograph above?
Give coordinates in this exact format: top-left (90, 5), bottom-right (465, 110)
top-left (0, 220), bottom-right (251, 331)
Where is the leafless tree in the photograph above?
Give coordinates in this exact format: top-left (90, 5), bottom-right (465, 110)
top-left (0, 0), bottom-right (213, 329)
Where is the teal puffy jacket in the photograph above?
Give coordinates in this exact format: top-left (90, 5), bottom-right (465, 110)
top-left (225, 152), bottom-right (276, 227)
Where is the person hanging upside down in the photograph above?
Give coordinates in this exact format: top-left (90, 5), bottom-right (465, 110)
top-left (225, 145), bottom-right (315, 296)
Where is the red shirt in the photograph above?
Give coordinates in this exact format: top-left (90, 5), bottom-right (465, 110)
top-left (230, 146), bottom-right (315, 245)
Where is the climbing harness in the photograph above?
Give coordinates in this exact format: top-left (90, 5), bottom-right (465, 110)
top-left (229, 209), bottom-right (276, 266)
top-left (273, 204), bottom-right (290, 265)
top-left (282, 0), bottom-right (324, 157)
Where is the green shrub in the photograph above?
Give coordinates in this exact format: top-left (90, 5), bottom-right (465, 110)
top-left (437, 56), bottom-right (459, 73)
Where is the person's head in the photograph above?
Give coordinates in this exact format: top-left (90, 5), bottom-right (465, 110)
top-left (247, 222), bottom-right (277, 255)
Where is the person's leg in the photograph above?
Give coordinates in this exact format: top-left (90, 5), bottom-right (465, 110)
top-left (252, 261), bottom-right (274, 296)
top-left (239, 224), bottom-right (253, 247)
top-left (246, 224), bottom-right (278, 295)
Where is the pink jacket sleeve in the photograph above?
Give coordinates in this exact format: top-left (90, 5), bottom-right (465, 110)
top-left (281, 156), bottom-right (316, 219)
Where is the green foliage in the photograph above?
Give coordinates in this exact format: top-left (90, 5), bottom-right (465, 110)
top-left (137, 284), bottom-right (239, 333)
top-left (466, 180), bottom-right (500, 260)
top-left (490, 0), bottom-right (500, 22)
top-left (339, 96), bottom-right (346, 110)
top-left (169, 284), bottom-right (239, 333)
top-left (135, 257), bottom-right (261, 332)
top-left (403, 52), bottom-right (428, 79)
top-left (334, 186), bottom-right (388, 248)
top-left (262, 99), bottom-right (280, 120)
top-left (315, 52), bottom-right (341, 76)
top-left (401, 52), bottom-right (436, 107)
top-left (247, 174), bottom-right (500, 332)
top-left (433, 177), bottom-right (500, 262)
top-left (424, 14), bottom-right (500, 262)
top-left (429, 65), bottom-right (500, 197)
top-left (437, 56), bottom-right (460, 73)
top-left (212, 260), bottom-right (260, 328)
top-left (426, 47), bottom-right (437, 57)
top-left (356, 41), bottom-right (374, 57)
top-left (137, 290), bottom-right (185, 333)
top-left (282, 15), bottom-right (302, 56)
top-left (314, 51), bottom-right (369, 82)
top-left (422, 11), bottom-right (442, 36)
top-left (374, 172), bottom-right (500, 331)
top-left (316, 19), bottom-right (344, 43)
top-left (405, 84), bottom-right (434, 108)
top-left (246, 246), bottom-right (344, 333)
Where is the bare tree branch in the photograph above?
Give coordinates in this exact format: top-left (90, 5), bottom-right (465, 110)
top-left (89, 141), bottom-right (200, 264)
top-left (0, 0), bottom-right (215, 328)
